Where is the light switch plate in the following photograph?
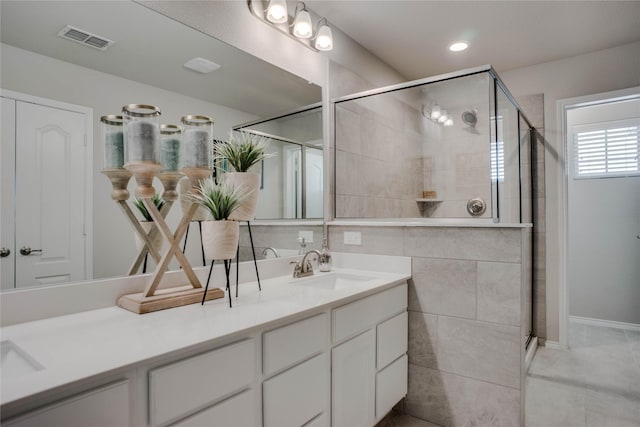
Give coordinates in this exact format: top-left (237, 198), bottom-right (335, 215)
top-left (298, 230), bottom-right (314, 243)
top-left (343, 231), bottom-right (362, 245)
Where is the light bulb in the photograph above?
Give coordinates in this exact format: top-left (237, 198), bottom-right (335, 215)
top-left (293, 9), bottom-right (312, 38)
top-left (315, 23), bottom-right (333, 51)
top-left (444, 118), bottom-right (454, 127)
top-left (449, 41), bottom-right (469, 52)
top-left (430, 105), bottom-right (441, 120)
top-left (266, 0), bottom-right (288, 23)
top-left (438, 111), bottom-right (448, 124)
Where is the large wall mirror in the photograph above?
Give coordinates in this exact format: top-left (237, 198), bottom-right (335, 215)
top-left (0, 0), bottom-right (322, 290)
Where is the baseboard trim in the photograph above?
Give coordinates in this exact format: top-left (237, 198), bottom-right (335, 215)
top-left (570, 315), bottom-right (640, 332)
top-left (544, 340), bottom-right (564, 350)
top-left (525, 337), bottom-right (538, 372)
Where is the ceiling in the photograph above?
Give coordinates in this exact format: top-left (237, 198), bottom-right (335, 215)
top-left (0, 1), bottom-right (321, 117)
top-left (306, 0), bottom-right (640, 80)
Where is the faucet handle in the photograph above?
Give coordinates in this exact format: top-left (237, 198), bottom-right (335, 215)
top-left (290, 260), bottom-right (302, 278)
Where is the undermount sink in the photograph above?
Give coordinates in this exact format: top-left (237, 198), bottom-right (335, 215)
top-left (1, 340), bottom-right (44, 379)
top-left (292, 272), bottom-right (375, 290)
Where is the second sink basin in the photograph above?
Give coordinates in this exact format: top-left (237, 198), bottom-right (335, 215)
top-left (292, 272), bottom-right (375, 290)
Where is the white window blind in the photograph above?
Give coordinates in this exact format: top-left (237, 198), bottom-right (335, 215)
top-left (491, 140), bottom-right (504, 182)
top-left (573, 119), bottom-right (640, 178)
top-left (491, 117), bottom-right (505, 182)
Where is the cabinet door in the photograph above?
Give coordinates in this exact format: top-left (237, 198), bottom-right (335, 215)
top-left (263, 353), bottom-right (327, 427)
top-left (332, 329), bottom-right (375, 427)
top-left (172, 389), bottom-right (256, 427)
top-left (4, 380), bottom-right (129, 427)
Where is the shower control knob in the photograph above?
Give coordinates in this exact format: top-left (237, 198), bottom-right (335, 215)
top-left (467, 198), bottom-right (487, 216)
top-left (0, 248), bottom-right (10, 258)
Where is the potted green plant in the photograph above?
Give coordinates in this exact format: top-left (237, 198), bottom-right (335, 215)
top-left (132, 193), bottom-right (165, 252)
top-left (214, 131), bottom-right (273, 221)
top-left (190, 178), bottom-right (248, 260)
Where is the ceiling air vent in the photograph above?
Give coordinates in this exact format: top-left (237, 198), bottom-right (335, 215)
top-left (57, 25), bottom-right (114, 51)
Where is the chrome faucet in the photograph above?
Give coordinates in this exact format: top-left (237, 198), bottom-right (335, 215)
top-left (261, 247), bottom-right (280, 258)
top-left (291, 250), bottom-right (321, 278)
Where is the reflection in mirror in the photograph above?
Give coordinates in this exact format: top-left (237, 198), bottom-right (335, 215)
top-left (0, 0), bottom-right (321, 290)
top-left (234, 104), bottom-right (323, 219)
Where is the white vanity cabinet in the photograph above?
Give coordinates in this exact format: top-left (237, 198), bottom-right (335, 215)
top-left (2, 276), bottom-right (409, 427)
top-left (331, 284), bottom-right (408, 427)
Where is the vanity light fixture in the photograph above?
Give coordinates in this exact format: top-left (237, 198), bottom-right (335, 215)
top-left (422, 102), bottom-right (454, 127)
top-left (448, 41), bottom-right (469, 52)
top-left (248, 0), bottom-right (334, 51)
top-left (315, 18), bottom-right (333, 51)
top-left (266, 0), bottom-right (288, 23)
top-left (292, 2), bottom-right (313, 39)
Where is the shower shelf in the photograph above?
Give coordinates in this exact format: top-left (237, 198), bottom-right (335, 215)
top-left (415, 199), bottom-right (443, 203)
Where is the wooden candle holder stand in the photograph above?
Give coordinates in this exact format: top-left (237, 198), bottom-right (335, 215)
top-left (105, 165), bottom-right (224, 314)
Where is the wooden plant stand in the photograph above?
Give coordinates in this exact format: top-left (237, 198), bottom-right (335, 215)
top-left (103, 166), bottom-right (224, 314)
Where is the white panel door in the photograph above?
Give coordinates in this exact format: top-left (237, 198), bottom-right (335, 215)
top-left (15, 101), bottom-right (87, 287)
top-left (1, 97), bottom-right (17, 290)
top-left (332, 329), bottom-right (375, 427)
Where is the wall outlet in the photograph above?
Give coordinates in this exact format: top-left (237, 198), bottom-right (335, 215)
top-left (298, 230), bottom-right (314, 243)
top-left (343, 231), bottom-right (362, 245)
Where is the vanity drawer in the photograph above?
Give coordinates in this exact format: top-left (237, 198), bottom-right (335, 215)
top-left (263, 353), bottom-right (328, 427)
top-left (333, 283), bottom-right (407, 344)
top-left (376, 311), bottom-right (408, 370)
top-left (263, 313), bottom-right (327, 376)
top-left (171, 389), bottom-right (256, 427)
top-left (149, 339), bottom-right (255, 427)
top-left (375, 355), bottom-right (408, 419)
top-left (5, 380), bottom-right (129, 427)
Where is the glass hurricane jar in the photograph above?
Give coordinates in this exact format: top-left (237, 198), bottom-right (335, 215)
top-left (181, 115), bottom-right (214, 169)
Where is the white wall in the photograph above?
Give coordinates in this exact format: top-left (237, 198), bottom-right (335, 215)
top-left (1, 43), bottom-right (257, 279)
top-left (567, 99), bottom-right (640, 325)
top-left (500, 40), bottom-right (640, 341)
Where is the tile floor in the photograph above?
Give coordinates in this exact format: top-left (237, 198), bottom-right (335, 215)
top-left (525, 322), bottom-right (640, 427)
top-left (383, 321), bottom-right (640, 427)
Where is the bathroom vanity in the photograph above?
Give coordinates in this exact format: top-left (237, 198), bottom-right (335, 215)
top-left (0, 254), bottom-right (410, 427)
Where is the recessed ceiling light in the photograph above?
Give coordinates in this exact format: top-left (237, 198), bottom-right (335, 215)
top-left (448, 41), bottom-right (469, 52)
top-left (183, 57), bottom-right (221, 74)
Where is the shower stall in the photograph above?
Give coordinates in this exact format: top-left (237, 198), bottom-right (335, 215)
top-left (332, 65), bottom-right (540, 347)
top-left (333, 66), bottom-right (535, 224)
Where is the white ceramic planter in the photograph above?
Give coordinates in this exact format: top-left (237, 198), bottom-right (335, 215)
top-left (134, 221), bottom-right (164, 253)
top-left (201, 220), bottom-right (240, 260)
top-left (179, 177), bottom-right (212, 221)
top-left (223, 172), bottom-right (260, 221)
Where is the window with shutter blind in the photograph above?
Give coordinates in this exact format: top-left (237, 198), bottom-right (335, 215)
top-left (573, 118), bottom-right (639, 178)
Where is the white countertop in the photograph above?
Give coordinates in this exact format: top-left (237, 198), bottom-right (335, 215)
top-left (329, 218), bottom-right (532, 228)
top-left (0, 263), bottom-right (409, 407)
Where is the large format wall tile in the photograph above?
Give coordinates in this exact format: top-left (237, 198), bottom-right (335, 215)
top-left (406, 364), bottom-right (520, 427)
top-left (408, 311), bottom-right (438, 369)
top-left (437, 316), bottom-right (521, 389)
top-left (477, 261), bottom-right (521, 326)
top-left (403, 227), bottom-right (522, 263)
top-left (409, 258), bottom-right (477, 319)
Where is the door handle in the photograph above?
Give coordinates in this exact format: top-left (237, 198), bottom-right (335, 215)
top-left (20, 246), bottom-right (43, 256)
top-left (0, 248), bottom-right (10, 258)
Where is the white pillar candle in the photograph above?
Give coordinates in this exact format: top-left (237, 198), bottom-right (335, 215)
top-left (183, 128), bottom-right (209, 168)
top-left (126, 120), bottom-right (158, 162)
top-left (161, 137), bottom-right (181, 172)
top-left (104, 130), bottom-right (124, 168)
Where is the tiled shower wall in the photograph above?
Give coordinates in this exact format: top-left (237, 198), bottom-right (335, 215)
top-left (328, 225), bottom-right (530, 426)
top-left (335, 98), bottom-right (424, 218)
